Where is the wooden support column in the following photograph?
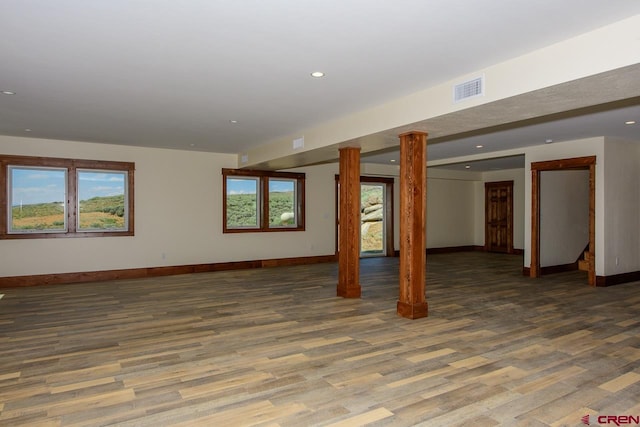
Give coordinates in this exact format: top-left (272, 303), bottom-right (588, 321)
top-left (530, 169), bottom-right (540, 278)
top-left (397, 131), bottom-right (428, 319)
top-left (337, 147), bottom-right (361, 298)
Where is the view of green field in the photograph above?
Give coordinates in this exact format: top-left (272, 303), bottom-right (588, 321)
top-left (226, 191), bottom-right (295, 227)
top-left (225, 186), bottom-right (384, 250)
top-left (11, 195), bottom-right (125, 231)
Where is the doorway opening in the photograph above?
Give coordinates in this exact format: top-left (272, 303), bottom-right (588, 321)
top-left (335, 176), bottom-right (394, 258)
top-left (530, 156), bottom-right (595, 286)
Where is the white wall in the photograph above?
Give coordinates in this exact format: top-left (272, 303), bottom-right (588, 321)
top-left (0, 136), bottom-right (338, 277)
top-left (602, 138), bottom-right (640, 275)
top-left (362, 165), bottom-right (482, 251)
top-left (5, 135), bottom-right (637, 279)
top-left (426, 170), bottom-right (479, 248)
top-left (539, 170), bottom-right (590, 267)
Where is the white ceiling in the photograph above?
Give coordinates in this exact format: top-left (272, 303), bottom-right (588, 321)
top-left (1, 1), bottom-right (639, 167)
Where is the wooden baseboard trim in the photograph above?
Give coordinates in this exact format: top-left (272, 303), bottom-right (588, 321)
top-left (524, 263), bottom-right (579, 276)
top-left (523, 267), bottom-right (640, 287)
top-left (393, 246), bottom-right (523, 256)
top-left (596, 271), bottom-right (640, 287)
top-left (540, 262), bottom-right (579, 275)
top-left (0, 254), bottom-right (338, 288)
top-left (427, 245), bottom-right (479, 254)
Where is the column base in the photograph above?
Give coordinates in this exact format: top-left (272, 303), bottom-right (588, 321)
top-left (337, 284), bottom-right (361, 298)
top-left (397, 301), bottom-right (428, 319)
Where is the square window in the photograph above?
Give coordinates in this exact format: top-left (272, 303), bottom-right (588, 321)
top-left (268, 178), bottom-right (297, 228)
top-left (8, 166), bottom-right (67, 233)
top-left (77, 170), bottom-right (129, 232)
top-left (225, 176), bottom-right (260, 229)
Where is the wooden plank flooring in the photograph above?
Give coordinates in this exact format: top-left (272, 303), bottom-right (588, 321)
top-left (2, 252), bottom-right (640, 426)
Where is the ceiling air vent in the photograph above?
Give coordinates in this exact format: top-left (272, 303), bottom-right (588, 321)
top-left (453, 76), bottom-right (484, 103)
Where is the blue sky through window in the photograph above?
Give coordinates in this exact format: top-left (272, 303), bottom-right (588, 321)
top-left (78, 171), bottom-right (125, 201)
top-left (269, 180), bottom-right (294, 193)
top-left (227, 178), bottom-right (257, 195)
top-left (10, 168), bottom-right (125, 206)
top-left (227, 178), bottom-right (294, 195)
top-left (11, 168), bottom-right (66, 206)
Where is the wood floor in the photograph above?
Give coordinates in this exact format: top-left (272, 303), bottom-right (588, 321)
top-left (2, 252), bottom-right (640, 426)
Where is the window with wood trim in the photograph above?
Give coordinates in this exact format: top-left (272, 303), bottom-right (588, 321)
top-left (222, 168), bottom-right (305, 233)
top-left (0, 155), bottom-right (135, 239)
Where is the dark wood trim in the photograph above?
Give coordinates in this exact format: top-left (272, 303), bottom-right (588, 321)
top-left (0, 254), bottom-right (338, 288)
top-left (484, 180), bottom-right (514, 254)
top-left (334, 174), bottom-right (395, 258)
top-left (0, 157), bottom-right (7, 237)
top-left (530, 155), bottom-right (595, 285)
top-left (428, 245), bottom-right (480, 254)
top-left (530, 169), bottom-right (540, 278)
top-left (362, 177), bottom-right (395, 258)
top-left (588, 163), bottom-right (595, 286)
top-left (221, 168), bottom-right (305, 180)
top-left (397, 131), bottom-right (428, 319)
top-left (394, 246), bottom-right (523, 256)
top-left (540, 262), bottom-right (579, 275)
top-left (337, 147), bottom-right (361, 298)
top-left (595, 271), bottom-right (640, 287)
top-left (222, 168), bottom-right (305, 233)
top-left (530, 156), bottom-right (596, 171)
top-left (522, 264), bottom-right (640, 287)
top-left (0, 154), bottom-right (135, 239)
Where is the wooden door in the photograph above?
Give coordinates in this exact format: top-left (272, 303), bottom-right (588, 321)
top-left (485, 181), bottom-right (513, 253)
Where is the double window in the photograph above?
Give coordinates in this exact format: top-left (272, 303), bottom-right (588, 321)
top-left (222, 168), bottom-right (305, 233)
top-left (0, 155), bottom-right (134, 239)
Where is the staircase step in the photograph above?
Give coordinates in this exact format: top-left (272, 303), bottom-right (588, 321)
top-left (578, 259), bottom-right (590, 271)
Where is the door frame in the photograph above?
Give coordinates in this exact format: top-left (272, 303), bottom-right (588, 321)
top-left (335, 175), bottom-right (395, 257)
top-left (484, 180), bottom-right (514, 254)
top-left (530, 156), bottom-right (595, 286)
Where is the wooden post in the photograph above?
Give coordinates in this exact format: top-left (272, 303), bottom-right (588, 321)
top-left (530, 169), bottom-right (540, 278)
top-left (337, 147), bottom-right (361, 298)
top-left (397, 131), bottom-right (428, 319)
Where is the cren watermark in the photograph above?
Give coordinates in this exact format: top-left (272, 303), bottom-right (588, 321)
top-left (582, 414), bottom-right (640, 426)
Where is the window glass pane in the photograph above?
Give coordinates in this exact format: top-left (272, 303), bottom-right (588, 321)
top-left (9, 166), bottom-right (67, 233)
top-left (77, 170), bottom-right (128, 231)
top-left (226, 177), bottom-right (259, 228)
top-left (268, 178), bottom-right (296, 227)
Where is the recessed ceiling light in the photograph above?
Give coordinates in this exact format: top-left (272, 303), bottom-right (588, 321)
top-left (229, 120), bottom-right (238, 124)
top-left (189, 143), bottom-right (195, 147)
top-left (464, 165), bottom-right (471, 169)
top-left (390, 159), bottom-right (396, 163)
top-left (545, 138), bottom-right (553, 144)
top-left (475, 145), bottom-right (484, 149)
top-left (24, 129), bottom-right (32, 132)
top-left (1, 90), bottom-right (16, 95)
top-left (310, 71), bottom-right (325, 78)
top-left (625, 120), bottom-right (636, 125)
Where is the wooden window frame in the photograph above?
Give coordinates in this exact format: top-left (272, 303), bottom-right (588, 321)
top-left (222, 168), bottom-right (305, 233)
top-left (0, 154), bottom-right (135, 239)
